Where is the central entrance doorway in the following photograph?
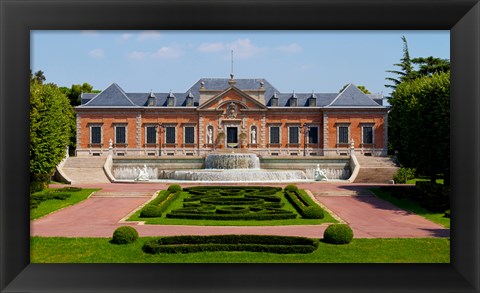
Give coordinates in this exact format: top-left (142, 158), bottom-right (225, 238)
top-left (226, 127), bottom-right (238, 148)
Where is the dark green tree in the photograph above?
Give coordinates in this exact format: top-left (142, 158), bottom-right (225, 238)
top-left (30, 69), bottom-right (46, 84)
top-left (385, 36), bottom-right (418, 89)
top-left (67, 83), bottom-right (96, 106)
top-left (30, 77), bottom-right (74, 191)
top-left (339, 84), bottom-right (371, 94)
top-left (412, 56), bottom-right (450, 76)
top-left (388, 71), bottom-right (450, 184)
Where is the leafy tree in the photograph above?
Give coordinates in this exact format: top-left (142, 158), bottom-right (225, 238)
top-left (385, 36), bottom-right (418, 89)
top-left (30, 69), bottom-right (46, 84)
top-left (67, 83), bottom-right (97, 106)
top-left (412, 56), bottom-right (450, 76)
top-left (30, 78), bottom-right (74, 191)
top-left (388, 71), bottom-right (450, 184)
top-left (339, 84), bottom-right (371, 94)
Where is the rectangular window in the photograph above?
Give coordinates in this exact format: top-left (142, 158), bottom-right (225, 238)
top-left (289, 126), bottom-right (299, 144)
top-left (308, 126), bottom-right (319, 144)
top-left (186, 97), bottom-right (193, 106)
top-left (165, 127), bottom-right (176, 144)
top-left (115, 126), bottom-right (126, 144)
top-left (363, 126), bottom-right (373, 144)
top-left (271, 98), bottom-right (278, 107)
top-left (184, 126), bottom-right (195, 144)
top-left (309, 97), bottom-right (316, 107)
top-left (338, 126), bottom-right (349, 144)
top-left (269, 126), bottom-right (280, 144)
top-left (167, 97), bottom-right (175, 106)
top-left (146, 126), bottom-right (156, 144)
top-left (91, 126), bottom-right (101, 144)
top-left (290, 98), bottom-right (297, 107)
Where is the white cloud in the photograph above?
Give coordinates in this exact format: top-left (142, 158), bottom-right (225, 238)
top-left (226, 39), bottom-right (265, 59)
top-left (197, 39), bottom-right (265, 59)
top-left (276, 43), bottom-right (303, 53)
top-left (121, 33), bottom-right (133, 41)
top-left (127, 51), bottom-right (148, 60)
top-left (151, 46), bottom-right (182, 59)
top-left (88, 49), bottom-right (104, 59)
top-left (137, 30), bottom-right (161, 41)
top-left (198, 42), bottom-right (225, 52)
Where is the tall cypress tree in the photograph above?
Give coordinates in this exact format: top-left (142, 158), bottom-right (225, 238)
top-left (385, 36), bottom-right (418, 89)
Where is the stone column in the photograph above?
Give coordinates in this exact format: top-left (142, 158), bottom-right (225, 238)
top-left (323, 112), bottom-right (329, 155)
top-left (136, 113), bottom-right (142, 151)
top-left (260, 114), bottom-right (266, 148)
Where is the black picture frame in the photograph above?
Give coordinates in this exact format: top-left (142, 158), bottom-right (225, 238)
top-left (1, 0), bottom-right (479, 292)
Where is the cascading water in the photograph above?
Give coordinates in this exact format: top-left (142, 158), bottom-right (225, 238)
top-left (205, 153), bottom-right (260, 169)
top-left (111, 152), bottom-right (350, 182)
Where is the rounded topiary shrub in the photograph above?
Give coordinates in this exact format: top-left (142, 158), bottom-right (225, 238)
top-left (111, 226), bottom-right (139, 244)
top-left (323, 224), bottom-right (353, 244)
top-left (168, 184), bottom-right (182, 193)
top-left (140, 205), bottom-right (162, 218)
top-left (303, 206), bottom-right (325, 219)
top-left (284, 184), bottom-right (298, 192)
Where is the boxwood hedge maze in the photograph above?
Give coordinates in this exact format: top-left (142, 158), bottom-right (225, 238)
top-left (139, 186), bottom-right (325, 221)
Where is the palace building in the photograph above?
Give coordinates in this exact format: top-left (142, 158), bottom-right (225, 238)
top-left (75, 76), bottom-right (389, 157)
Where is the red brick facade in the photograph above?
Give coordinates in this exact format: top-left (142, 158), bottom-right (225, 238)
top-left (75, 80), bottom-right (388, 157)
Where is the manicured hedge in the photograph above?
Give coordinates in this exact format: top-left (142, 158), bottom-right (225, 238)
top-left (216, 206), bottom-right (250, 214)
top-left (143, 235), bottom-right (319, 254)
top-left (165, 186), bottom-right (294, 221)
top-left (167, 184), bottom-right (182, 193)
top-left (111, 226), bottom-right (139, 244)
top-left (30, 191), bottom-right (72, 209)
top-left (166, 210), bottom-right (296, 221)
top-left (323, 224), bottom-right (353, 244)
top-left (139, 190), bottom-right (182, 218)
top-left (284, 189), bottom-right (325, 219)
top-left (140, 205), bottom-right (162, 218)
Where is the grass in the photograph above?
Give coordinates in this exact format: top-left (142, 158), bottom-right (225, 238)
top-left (127, 190), bottom-right (338, 226)
top-left (406, 178), bottom-right (444, 185)
top-left (30, 236), bottom-right (450, 263)
top-left (370, 188), bottom-right (450, 228)
top-left (30, 188), bottom-right (99, 220)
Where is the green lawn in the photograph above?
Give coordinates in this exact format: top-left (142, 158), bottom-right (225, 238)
top-left (370, 188), bottom-right (450, 228)
top-left (127, 190), bottom-right (338, 226)
top-left (30, 188), bottom-right (99, 220)
top-left (30, 236), bottom-right (450, 263)
top-left (406, 178), bottom-right (444, 185)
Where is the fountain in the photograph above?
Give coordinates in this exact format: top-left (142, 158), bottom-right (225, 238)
top-left (112, 151), bottom-right (350, 182)
top-left (205, 153), bottom-right (260, 169)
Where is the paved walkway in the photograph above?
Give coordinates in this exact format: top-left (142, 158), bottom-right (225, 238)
top-left (31, 182), bottom-right (450, 239)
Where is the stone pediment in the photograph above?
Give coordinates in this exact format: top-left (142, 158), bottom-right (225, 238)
top-left (197, 87), bottom-right (268, 112)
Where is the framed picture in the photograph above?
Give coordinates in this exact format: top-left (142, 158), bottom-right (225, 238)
top-left (1, 0), bottom-right (479, 292)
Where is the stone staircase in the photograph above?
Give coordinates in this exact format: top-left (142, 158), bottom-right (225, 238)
top-left (60, 156), bottom-right (111, 184)
top-left (353, 155), bottom-right (399, 184)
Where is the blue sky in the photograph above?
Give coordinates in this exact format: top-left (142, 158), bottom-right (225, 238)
top-left (31, 30), bottom-right (449, 96)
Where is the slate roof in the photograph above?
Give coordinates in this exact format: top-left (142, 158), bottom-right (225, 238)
top-left (78, 79), bottom-right (385, 109)
top-left (326, 84), bottom-right (384, 108)
top-left (82, 83), bottom-right (137, 107)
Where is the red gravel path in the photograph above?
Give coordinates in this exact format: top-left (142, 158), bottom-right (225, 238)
top-left (31, 182), bottom-right (449, 239)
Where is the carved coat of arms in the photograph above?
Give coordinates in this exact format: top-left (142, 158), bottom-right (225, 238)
top-left (226, 102), bottom-right (238, 118)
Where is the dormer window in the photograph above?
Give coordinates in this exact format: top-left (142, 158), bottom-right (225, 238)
top-left (147, 91), bottom-right (156, 106)
top-left (309, 94), bottom-right (316, 107)
top-left (167, 91), bottom-right (175, 107)
top-left (290, 92), bottom-right (297, 107)
top-left (271, 92), bottom-right (279, 106)
top-left (186, 91), bottom-right (194, 106)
